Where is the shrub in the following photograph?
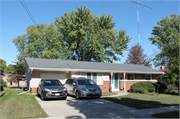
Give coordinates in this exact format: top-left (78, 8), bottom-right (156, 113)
top-left (0, 78), bottom-right (7, 91)
top-left (130, 81), bottom-right (154, 93)
top-left (140, 89), bottom-right (148, 94)
top-left (153, 81), bottom-right (167, 93)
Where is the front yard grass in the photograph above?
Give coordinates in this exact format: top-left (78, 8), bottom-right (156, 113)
top-left (104, 93), bottom-right (179, 109)
top-left (0, 87), bottom-right (48, 118)
top-left (102, 92), bottom-right (117, 96)
top-left (151, 111), bottom-right (179, 118)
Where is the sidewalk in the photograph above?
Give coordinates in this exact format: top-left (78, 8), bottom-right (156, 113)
top-left (101, 92), bottom-right (129, 98)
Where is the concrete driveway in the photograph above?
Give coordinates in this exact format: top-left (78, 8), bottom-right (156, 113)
top-left (36, 95), bottom-right (144, 119)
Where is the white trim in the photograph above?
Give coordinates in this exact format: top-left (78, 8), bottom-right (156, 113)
top-left (124, 73), bottom-right (126, 92)
top-left (124, 80), bottom-right (157, 81)
top-left (30, 67), bottom-right (164, 74)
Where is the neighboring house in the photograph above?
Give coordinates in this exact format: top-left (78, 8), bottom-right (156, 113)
top-left (2, 73), bottom-right (26, 86)
top-left (159, 66), bottom-right (178, 90)
top-left (25, 57), bottom-right (164, 94)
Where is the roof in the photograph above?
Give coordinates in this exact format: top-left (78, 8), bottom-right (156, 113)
top-left (25, 57), bottom-right (164, 74)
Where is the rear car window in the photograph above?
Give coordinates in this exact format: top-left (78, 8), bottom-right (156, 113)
top-left (43, 80), bottom-right (62, 86)
top-left (77, 79), bottom-right (96, 85)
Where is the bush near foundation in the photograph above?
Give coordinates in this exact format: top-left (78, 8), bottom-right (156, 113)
top-left (130, 81), bottom-right (154, 93)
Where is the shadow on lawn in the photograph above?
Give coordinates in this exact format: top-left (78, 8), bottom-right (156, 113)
top-left (0, 93), bottom-right (5, 98)
top-left (104, 97), bottom-right (179, 109)
top-left (8, 87), bottom-right (24, 89)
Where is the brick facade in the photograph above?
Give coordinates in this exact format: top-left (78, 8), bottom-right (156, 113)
top-left (31, 87), bottom-right (37, 94)
top-left (98, 81), bottom-right (110, 93)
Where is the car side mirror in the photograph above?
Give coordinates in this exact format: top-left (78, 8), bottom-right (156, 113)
top-left (73, 83), bottom-right (76, 86)
top-left (62, 84), bottom-right (65, 86)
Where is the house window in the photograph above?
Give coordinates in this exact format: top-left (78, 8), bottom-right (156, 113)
top-left (145, 74), bottom-right (151, 80)
top-left (80, 72), bottom-right (87, 78)
top-left (97, 73), bottom-right (103, 85)
top-left (80, 72), bottom-right (103, 85)
top-left (127, 74), bottom-right (134, 80)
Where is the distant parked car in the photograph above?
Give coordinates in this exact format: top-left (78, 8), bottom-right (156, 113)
top-left (65, 78), bottom-right (102, 99)
top-left (37, 79), bottom-right (67, 100)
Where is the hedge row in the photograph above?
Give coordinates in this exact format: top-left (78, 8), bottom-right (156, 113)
top-left (130, 81), bottom-right (168, 94)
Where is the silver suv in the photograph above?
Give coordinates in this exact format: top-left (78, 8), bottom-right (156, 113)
top-left (65, 78), bottom-right (102, 99)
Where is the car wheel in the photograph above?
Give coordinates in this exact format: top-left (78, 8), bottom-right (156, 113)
top-left (76, 91), bottom-right (80, 99)
top-left (36, 89), bottom-right (39, 97)
top-left (41, 92), bottom-right (45, 100)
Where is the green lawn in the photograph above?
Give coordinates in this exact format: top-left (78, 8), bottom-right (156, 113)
top-left (102, 92), bottom-right (117, 96)
top-left (0, 87), bottom-right (48, 118)
top-left (104, 93), bottom-right (179, 109)
top-left (151, 111), bottom-right (179, 118)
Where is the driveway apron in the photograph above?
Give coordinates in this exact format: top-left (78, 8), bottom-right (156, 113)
top-left (36, 96), bottom-right (146, 118)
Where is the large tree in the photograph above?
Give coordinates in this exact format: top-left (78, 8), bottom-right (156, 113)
top-left (148, 14), bottom-right (179, 92)
top-left (5, 64), bottom-right (14, 73)
top-left (55, 5), bottom-right (131, 62)
top-left (124, 43), bottom-right (151, 67)
top-left (0, 59), bottom-right (7, 75)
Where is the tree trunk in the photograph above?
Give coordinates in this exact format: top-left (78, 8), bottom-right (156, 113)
top-left (18, 79), bottom-right (19, 88)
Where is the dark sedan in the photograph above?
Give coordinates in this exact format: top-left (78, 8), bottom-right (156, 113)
top-left (37, 79), bottom-right (67, 100)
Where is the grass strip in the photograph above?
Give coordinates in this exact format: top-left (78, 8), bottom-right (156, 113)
top-left (0, 87), bottom-right (48, 118)
top-left (104, 93), bottom-right (179, 109)
top-left (151, 111), bottom-right (179, 118)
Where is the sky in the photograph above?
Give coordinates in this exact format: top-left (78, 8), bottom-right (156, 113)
top-left (1, 0), bottom-right (179, 68)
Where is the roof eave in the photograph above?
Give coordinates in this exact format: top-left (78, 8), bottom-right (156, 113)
top-left (30, 67), bottom-right (164, 74)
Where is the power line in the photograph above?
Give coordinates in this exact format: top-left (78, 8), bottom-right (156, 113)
top-left (19, 0), bottom-right (37, 26)
top-left (128, 0), bottom-right (171, 15)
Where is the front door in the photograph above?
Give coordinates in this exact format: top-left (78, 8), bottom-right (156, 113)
top-left (115, 73), bottom-right (119, 89)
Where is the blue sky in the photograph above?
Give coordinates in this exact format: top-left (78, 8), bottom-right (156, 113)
top-left (1, 0), bottom-right (179, 67)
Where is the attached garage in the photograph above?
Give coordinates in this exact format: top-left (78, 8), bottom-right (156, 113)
top-left (41, 73), bottom-right (66, 84)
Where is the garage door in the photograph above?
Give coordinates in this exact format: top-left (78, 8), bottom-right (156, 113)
top-left (41, 73), bottom-right (66, 84)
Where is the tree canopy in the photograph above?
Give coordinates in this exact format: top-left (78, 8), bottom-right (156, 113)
top-left (148, 14), bottom-right (179, 91)
top-left (5, 64), bottom-right (14, 73)
top-left (124, 43), bottom-right (151, 67)
top-left (0, 59), bottom-right (6, 75)
top-left (55, 5), bottom-right (131, 62)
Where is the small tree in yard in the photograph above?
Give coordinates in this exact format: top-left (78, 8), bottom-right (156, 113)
top-left (124, 43), bottom-right (151, 67)
top-left (8, 62), bottom-right (25, 88)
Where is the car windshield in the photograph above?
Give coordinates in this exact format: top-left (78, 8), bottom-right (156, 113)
top-left (77, 79), bottom-right (96, 85)
top-left (43, 80), bottom-right (62, 86)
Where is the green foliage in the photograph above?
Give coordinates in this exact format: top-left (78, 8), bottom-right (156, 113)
top-left (140, 89), bottom-right (148, 94)
top-left (153, 81), bottom-right (167, 93)
top-left (148, 14), bottom-right (179, 92)
top-left (5, 64), bottom-right (15, 73)
top-left (0, 77), bottom-right (7, 87)
top-left (130, 81), bottom-right (154, 93)
top-left (0, 59), bottom-right (7, 75)
top-left (55, 5), bottom-right (131, 62)
top-left (13, 23), bottom-right (64, 72)
top-left (164, 88), bottom-right (178, 95)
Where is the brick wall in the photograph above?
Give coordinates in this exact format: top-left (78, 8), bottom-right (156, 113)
top-left (31, 87), bottom-right (37, 94)
top-left (98, 81), bottom-right (110, 93)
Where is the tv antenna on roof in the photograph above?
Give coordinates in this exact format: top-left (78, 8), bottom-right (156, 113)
top-left (137, 0), bottom-right (140, 44)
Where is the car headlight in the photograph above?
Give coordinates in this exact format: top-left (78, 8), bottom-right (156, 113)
top-left (44, 88), bottom-right (51, 92)
top-left (80, 87), bottom-right (89, 92)
top-left (97, 88), bottom-right (101, 91)
top-left (63, 88), bottom-right (67, 91)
